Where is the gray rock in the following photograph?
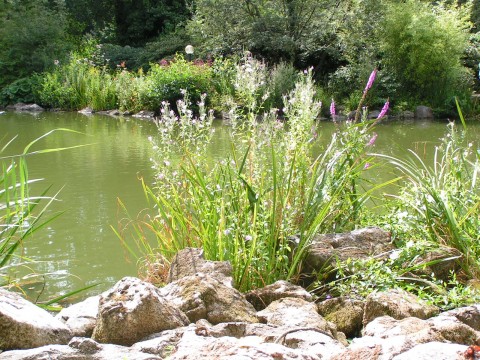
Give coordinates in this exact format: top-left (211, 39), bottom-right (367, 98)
top-left (363, 289), bottom-right (439, 326)
top-left (245, 280), bottom-right (313, 310)
top-left (414, 106), bottom-right (434, 119)
top-left (56, 295), bottom-right (99, 337)
top-left (78, 107), bottom-right (94, 114)
top-left (167, 247), bottom-right (233, 287)
top-left (0, 288), bottom-right (72, 350)
top-left (13, 103), bottom-right (44, 112)
top-left (257, 297), bottom-right (343, 343)
top-left (133, 110), bottom-right (155, 118)
top-left (159, 273), bottom-right (258, 324)
top-left (168, 326), bottom-right (321, 360)
top-left (303, 227), bottom-right (393, 280)
top-left (92, 277), bottom-right (189, 346)
top-left (0, 337), bottom-right (161, 359)
top-left (409, 246), bottom-right (462, 282)
top-left (438, 304), bottom-right (480, 331)
top-left (318, 297), bottom-right (365, 337)
top-left (132, 327), bottom-right (187, 357)
top-left (397, 111), bottom-right (415, 119)
top-left (426, 314), bottom-right (480, 345)
top-left (392, 342), bottom-right (466, 360)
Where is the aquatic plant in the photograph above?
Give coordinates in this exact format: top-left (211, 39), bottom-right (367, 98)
top-left (117, 62), bottom-right (382, 291)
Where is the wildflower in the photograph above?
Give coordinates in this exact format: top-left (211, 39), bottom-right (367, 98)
top-left (367, 132), bottom-right (378, 146)
top-left (364, 68), bottom-right (377, 94)
top-left (54, 59), bottom-right (60, 66)
top-left (377, 99), bottom-right (390, 119)
top-left (244, 235), bottom-right (253, 241)
top-left (223, 229), bottom-right (231, 236)
top-left (330, 99), bottom-right (336, 118)
top-left (364, 162), bottom-right (371, 170)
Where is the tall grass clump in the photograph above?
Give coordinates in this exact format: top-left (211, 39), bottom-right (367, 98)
top-left (0, 130), bottom-right (91, 305)
top-left (376, 120), bottom-right (480, 278)
top-left (117, 58), bottom-right (383, 291)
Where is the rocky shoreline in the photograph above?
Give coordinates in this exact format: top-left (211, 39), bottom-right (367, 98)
top-left (1, 229), bottom-right (479, 359)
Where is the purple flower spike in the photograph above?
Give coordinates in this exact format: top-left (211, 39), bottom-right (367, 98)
top-left (330, 99), bottom-right (336, 117)
top-left (377, 99), bottom-right (390, 119)
top-left (367, 132), bottom-right (378, 146)
top-left (364, 69), bottom-right (378, 94)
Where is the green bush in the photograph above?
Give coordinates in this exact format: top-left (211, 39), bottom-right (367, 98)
top-left (38, 52), bottom-right (117, 111)
top-left (144, 56), bottom-right (213, 111)
top-left (379, 0), bottom-right (473, 109)
top-left (0, 76), bottom-right (42, 106)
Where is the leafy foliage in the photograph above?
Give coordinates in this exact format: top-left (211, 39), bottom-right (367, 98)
top-left (0, 0), bottom-right (71, 88)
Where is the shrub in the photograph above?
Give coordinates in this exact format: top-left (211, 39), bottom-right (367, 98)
top-left (379, 0), bottom-right (473, 109)
top-left (0, 76), bottom-right (42, 107)
top-left (144, 56), bottom-right (213, 111)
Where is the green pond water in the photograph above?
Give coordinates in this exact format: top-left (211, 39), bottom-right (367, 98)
top-left (0, 111), bottom-right (478, 303)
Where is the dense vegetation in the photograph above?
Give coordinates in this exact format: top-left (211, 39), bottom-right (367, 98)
top-left (1, 0), bottom-right (480, 310)
top-left (1, 0), bottom-right (479, 115)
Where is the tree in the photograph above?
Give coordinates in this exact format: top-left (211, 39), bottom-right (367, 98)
top-left (187, 0), bottom-right (349, 69)
top-left (113, 0), bottom-right (190, 46)
top-left (379, 0), bottom-right (473, 108)
top-left (0, 0), bottom-right (71, 87)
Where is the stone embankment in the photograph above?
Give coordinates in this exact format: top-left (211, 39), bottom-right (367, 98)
top-left (0, 229), bottom-right (478, 359)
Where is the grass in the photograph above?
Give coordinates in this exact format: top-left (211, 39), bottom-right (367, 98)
top-left (0, 129), bottom-right (94, 308)
top-left (116, 65), bottom-right (383, 291)
top-left (115, 56), bottom-right (480, 311)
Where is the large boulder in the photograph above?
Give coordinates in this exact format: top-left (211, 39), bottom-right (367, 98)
top-left (414, 106), bottom-right (434, 119)
top-left (302, 227), bottom-right (393, 280)
top-left (0, 337), bottom-right (161, 359)
top-left (393, 342), bottom-right (467, 360)
top-left (363, 289), bottom-right (439, 326)
top-left (159, 273), bottom-right (258, 324)
top-left (245, 280), bottom-right (313, 311)
top-left (0, 288), bottom-right (72, 350)
top-left (167, 247), bottom-right (233, 287)
top-left (56, 295), bottom-right (99, 337)
top-left (318, 297), bottom-right (365, 338)
top-left (12, 103), bottom-right (44, 112)
top-left (92, 277), bottom-right (189, 346)
top-left (256, 297), bottom-right (344, 343)
top-left (167, 325), bottom-right (321, 360)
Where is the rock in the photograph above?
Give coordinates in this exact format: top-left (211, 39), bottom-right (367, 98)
top-left (392, 342), bottom-right (467, 360)
top-left (427, 314), bottom-right (480, 345)
top-left (12, 103), bottom-right (44, 112)
top-left (0, 337), bottom-right (162, 359)
top-left (167, 326), bottom-right (321, 360)
top-left (0, 288), bottom-right (72, 350)
top-left (257, 297), bottom-right (343, 343)
top-left (397, 111), bottom-right (415, 119)
top-left (245, 280), bottom-right (313, 311)
top-left (133, 110), bottom-right (155, 118)
top-left (414, 106), bottom-right (434, 119)
top-left (303, 227), bottom-right (393, 281)
top-left (56, 295), bottom-right (99, 337)
top-left (159, 273), bottom-right (258, 324)
top-left (409, 246), bottom-right (462, 282)
top-left (108, 109), bottom-right (121, 116)
top-left (78, 107), bottom-right (94, 114)
top-left (363, 289), bottom-right (439, 326)
top-left (131, 327), bottom-right (186, 358)
top-left (167, 247), bottom-right (233, 287)
top-left (440, 304), bottom-right (480, 331)
top-left (92, 277), bottom-right (189, 346)
top-left (317, 297), bottom-right (365, 337)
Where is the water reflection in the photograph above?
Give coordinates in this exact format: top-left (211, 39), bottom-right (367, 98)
top-left (0, 112), bottom-right (478, 302)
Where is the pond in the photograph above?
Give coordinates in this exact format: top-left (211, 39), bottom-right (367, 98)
top-left (0, 111), bottom-right (478, 302)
